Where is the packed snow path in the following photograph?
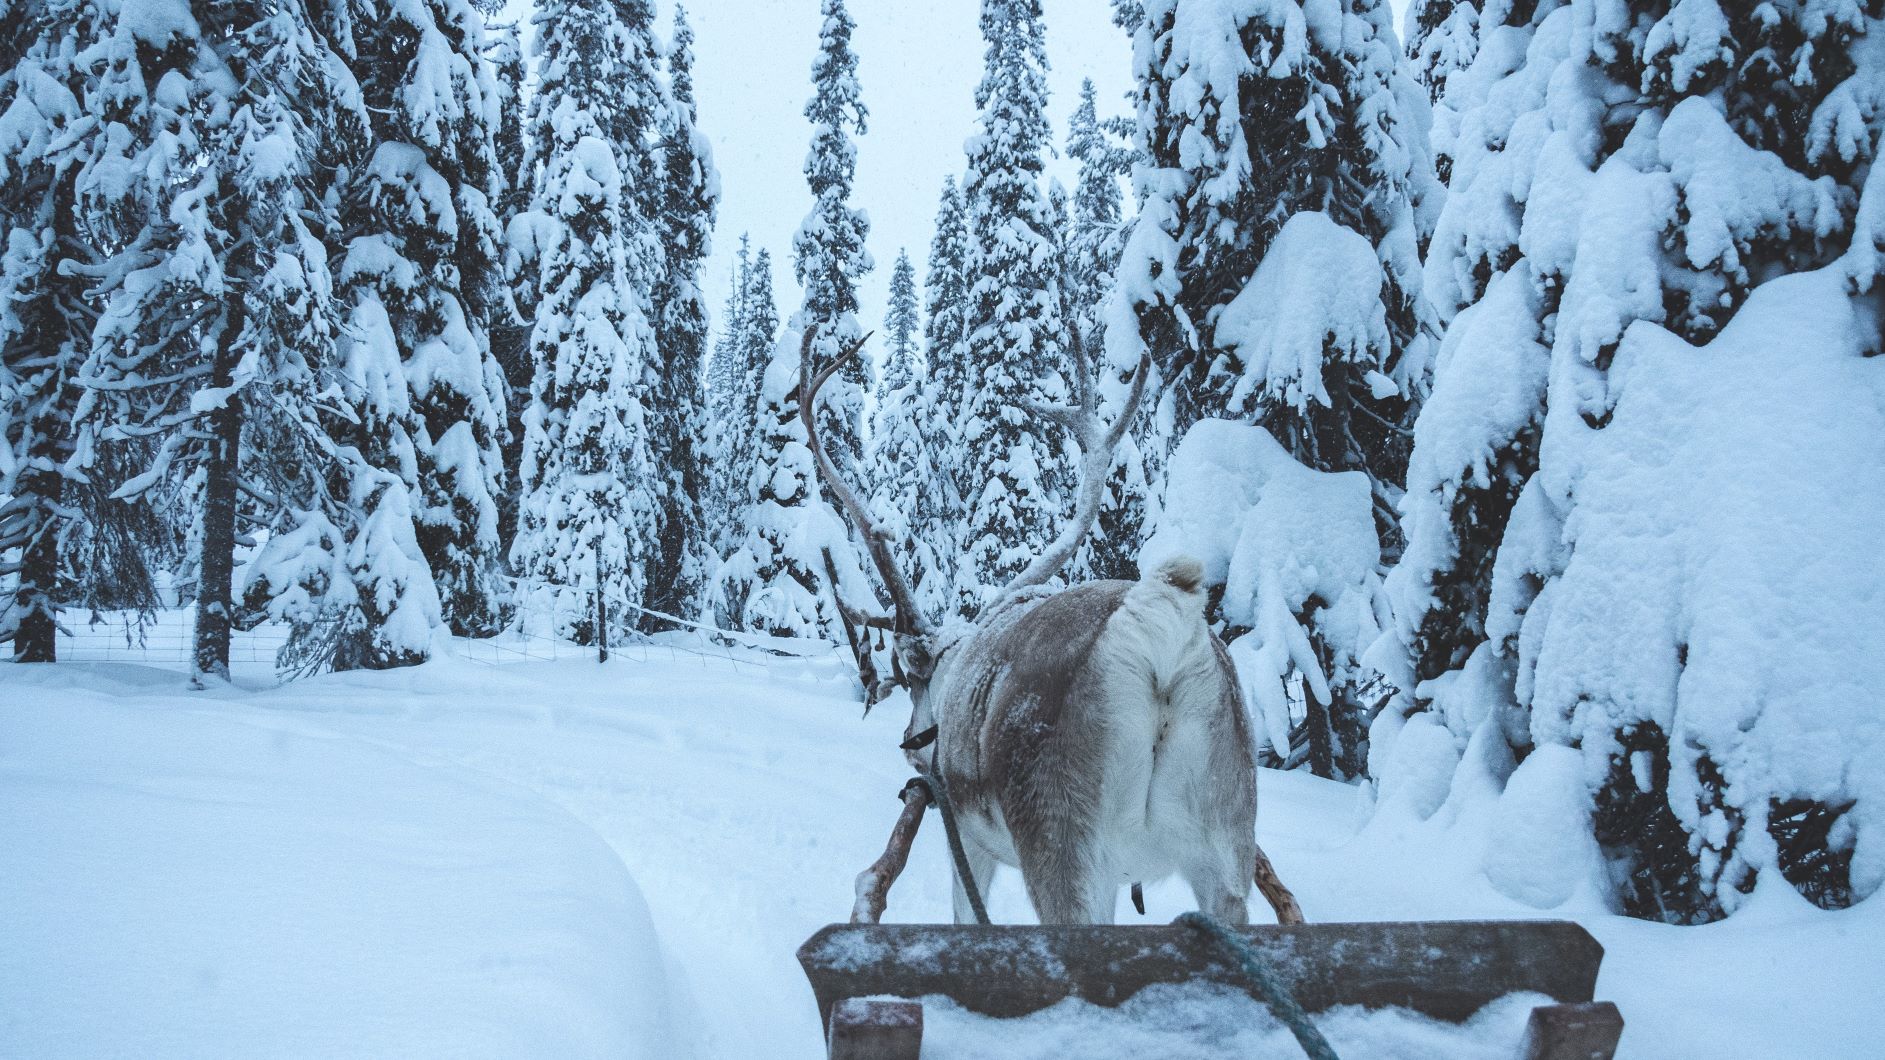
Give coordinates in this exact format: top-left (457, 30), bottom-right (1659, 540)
top-left (4, 638), bottom-right (1880, 1057)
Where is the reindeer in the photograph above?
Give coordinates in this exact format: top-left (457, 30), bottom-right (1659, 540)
top-left (800, 331), bottom-right (1303, 928)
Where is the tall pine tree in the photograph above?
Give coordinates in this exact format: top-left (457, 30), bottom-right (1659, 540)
top-left (912, 176), bottom-right (973, 614)
top-left (793, 0), bottom-right (872, 503)
top-left (955, 0), bottom-right (1077, 617)
top-left (704, 235), bottom-right (752, 560)
top-left (863, 249), bottom-right (946, 622)
top-left (644, 4), bottom-right (719, 626)
top-left (332, 0), bottom-right (509, 642)
top-left (486, 17), bottom-right (532, 561)
top-left (509, 0), bottom-right (666, 644)
top-left (74, 0), bottom-right (367, 685)
top-left (0, 1), bottom-right (97, 662)
top-left (705, 246), bottom-right (783, 631)
top-left (773, 0), bottom-right (874, 642)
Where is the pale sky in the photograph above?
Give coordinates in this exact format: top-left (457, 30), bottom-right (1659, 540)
top-left (517, 1), bottom-right (1415, 370)
top-left (683, 0), bottom-right (1137, 369)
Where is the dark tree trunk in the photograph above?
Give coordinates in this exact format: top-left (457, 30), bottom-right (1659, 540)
top-left (1304, 690), bottom-right (1335, 780)
top-left (491, 318), bottom-right (531, 570)
top-left (11, 488), bottom-right (59, 662)
top-left (192, 304), bottom-right (246, 686)
top-left (10, 381), bottom-right (69, 663)
top-left (6, 180), bottom-right (87, 664)
top-left (644, 428), bottom-right (702, 630)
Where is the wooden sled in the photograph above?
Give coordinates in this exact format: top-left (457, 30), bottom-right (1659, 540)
top-left (800, 919), bottom-right (1620, 1059)
top-left (799, 783), bottom-right (1623, 1060)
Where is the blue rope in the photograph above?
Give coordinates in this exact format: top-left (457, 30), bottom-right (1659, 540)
top-left (1176, 911), bottom-right (1340, 1060)
top-left (924, 743), bottom-right (990, 925)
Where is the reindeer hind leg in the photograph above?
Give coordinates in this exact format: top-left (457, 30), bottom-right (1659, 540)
top-left (1013, 825), bottom-right (1115, 925)
top-left (1182, 832), bottom-right (1254, 926)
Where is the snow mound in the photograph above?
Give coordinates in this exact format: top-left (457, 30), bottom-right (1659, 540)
top-left (1145, 420), bottom-right (1383, 754)
top-left (1510, 267), bottom-right (1885, 908)
top-left (0, 677), bottom-right (683, 1059)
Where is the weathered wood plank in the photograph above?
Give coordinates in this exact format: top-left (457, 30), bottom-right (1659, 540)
top-left (1518, 1001), bottom-right (1624, 1060)
top-left (828, 997), bottom-right (922, 1060)
top-left (799, 920), bottom-right (1603, 1028)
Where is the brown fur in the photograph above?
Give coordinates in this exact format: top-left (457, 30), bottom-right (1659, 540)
top-left (924, 574), bottom-right (1302, 925)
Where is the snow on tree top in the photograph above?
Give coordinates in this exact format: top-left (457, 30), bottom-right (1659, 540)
top-left (1214, 212), bottom-right (1391, 414)
top-left (115, 0), bottom-right (198, 47)
top-left (1145, 418), bottom-right (1376, 632)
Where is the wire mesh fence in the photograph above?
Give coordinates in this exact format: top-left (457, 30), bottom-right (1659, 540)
top-left (40, 601), bottom-right (848, 686)
top-left (53, 612), bottom-right (291, 669)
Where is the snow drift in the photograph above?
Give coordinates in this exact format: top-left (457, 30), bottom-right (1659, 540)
top-left (0, 673), bottom-right (683, 1059)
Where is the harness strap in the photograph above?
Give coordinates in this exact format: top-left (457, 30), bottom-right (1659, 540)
top-left (923, 741), bottom-right (991, 926)
top-left (1176, 911), bottom-right (1339, 1060)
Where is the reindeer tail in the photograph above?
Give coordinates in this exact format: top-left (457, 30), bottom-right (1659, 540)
top-left (1148, 554), bottom-right (1205, 594)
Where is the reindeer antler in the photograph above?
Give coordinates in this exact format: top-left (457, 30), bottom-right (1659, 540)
top-left (799, 328), bottom-right (935, 640)
top-left (989, 316), bottom-right (1152, 612)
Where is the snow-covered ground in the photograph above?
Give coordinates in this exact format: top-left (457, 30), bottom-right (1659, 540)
top-left (3, 628), bottom-right (1880, 1058)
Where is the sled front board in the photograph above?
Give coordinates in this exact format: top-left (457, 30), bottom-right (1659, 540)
top-left (798, 919), bottom-right (1603, 1029)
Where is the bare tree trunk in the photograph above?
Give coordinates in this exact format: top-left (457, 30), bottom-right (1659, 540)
top-left (595, 549), bottom-right (609, 663)
top-left (192, 304), bottom-right (245, 687)
top-left (1304, 689), bottom-right (1335, 779)
top-left (11, 496), bottom-right (58, 662)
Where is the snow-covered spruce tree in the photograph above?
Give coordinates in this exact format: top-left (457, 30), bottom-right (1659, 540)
top-left (1404, 1), bottom-right (1479, 104)
top-left (704, 235), bottom-right (752, 560)
top-left (793, 0), bottom-right (873, 506)
top-left (910, 176), bottom-right (972, 609)
top-left (1110, 0), bottom-right (1437, 777)
top-left (645, 3), bottom-right (719, 627)
top-left (509, 0), bottom-right (665, 645)
top-left (954, 0), bottom-right (1077, 618)
top-left (485, 17), bottom-right (532, 559)
top-left (1372, 0), bottom-right (1885, 923)
top-left (0, 3), bottom-right (96, 662)
top-left (1065, 77), bottom-right (1148, 581)
top-left (776, 0), bottom-right (876, 654)
top-left (333, 0), bottom-right (508, 640)
top-left (705, 246), bottom-right (783, 630)
top-left (2, 2), bottom-right (175, 664)
top-left (711, 327), bottom-right (879, 673)
top-left (74, 0), bottom-right (367, 684)
top-left (922, 178), bottom-right (973, 438)
top-left (1404, 0), bottom-right (1481, 196)
top-left (863, 249), bottom-right (947, 623)
top-left (1066, 79), bottom-right (1130, 331)
top-left (1115, 0), bottom-right (1437, 537)
top-left (879, 249), bottom-right (922, 396)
